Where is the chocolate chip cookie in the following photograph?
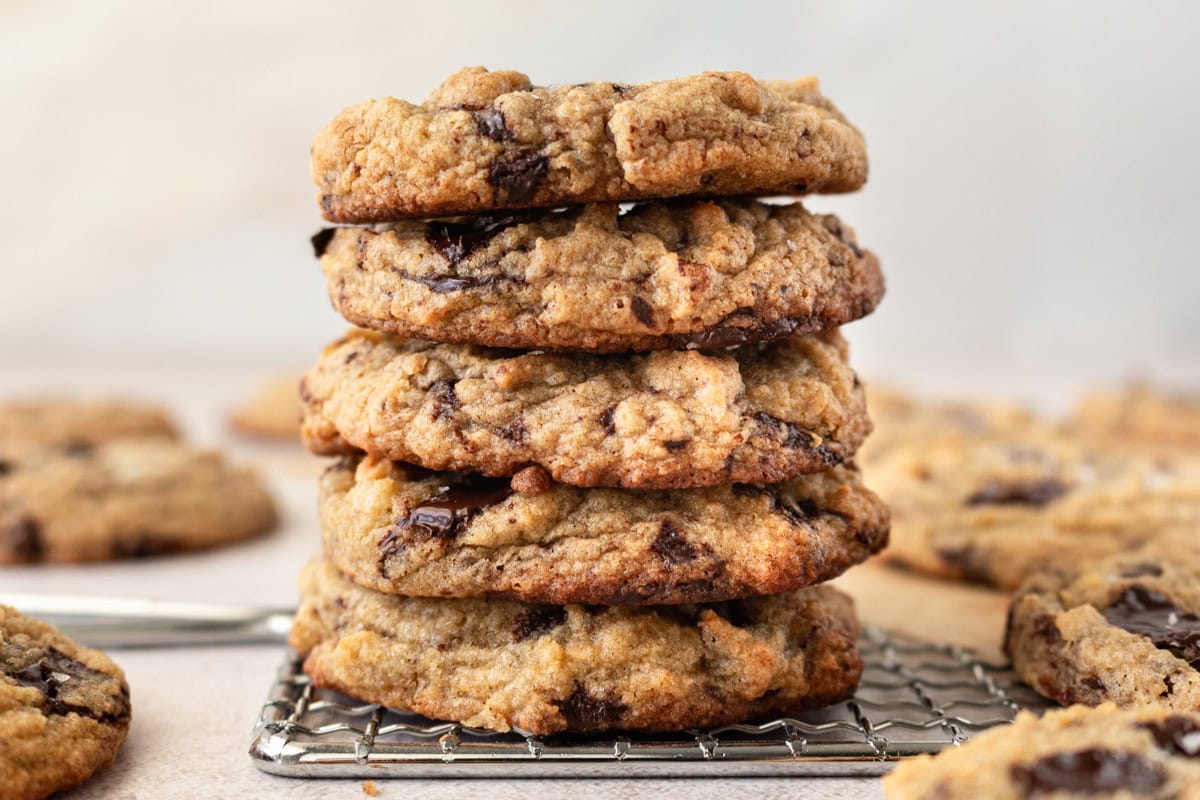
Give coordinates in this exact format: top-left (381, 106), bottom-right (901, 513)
top-left (301, 329), bottom-right (870, 489)
top-left (858, 385), bottom-right (1044, 468)
top-left (291, 559), bottom-right (862, 735)
top-left (1005, 533), bottom-right (1200, 710)
top-left (0, 398), bottom-right (177, 450)
top-left (884, 703), bottom-right (1200, 799)
top-left (229, 375), bottom-right (302, 440)
top-left (315, 199), bottom-right (883, 353)
top-left (1, 604), bottom-right (131, 799)
top-left (1073, 384), bottom-right (1200, 453)
top-left (873, 435), bottom-right (1200, 588)
top-left (312, 67), bottom-right (867, 222)
top-left (0, 438), bottom-right (278, 563)
top-left (320, 454), bottom-right (888, 605)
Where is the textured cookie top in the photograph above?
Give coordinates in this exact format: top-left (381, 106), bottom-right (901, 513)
top-left (312, 67), bottom-right (867, 222)
top-left (0, 438), bottom-right (278, 563)
top-left (1005, 533), bottom-right (1200, 711)
top-left (316, 199), bottom-right (883, 352)
top-left (320, 454), bottom-right (889, 605)
top-left (884, 704), bottom-right (1200, 799)
top-left (873, 434), bottom-right (1200, 588)
top-left (291, 559), bottom-right (862, 735)
top-left (0, 399), bottom-right (177, 451)
top-left (1, 604), bottom-right (130, 799)
top-left (302, 329), bottom-right (870, 489)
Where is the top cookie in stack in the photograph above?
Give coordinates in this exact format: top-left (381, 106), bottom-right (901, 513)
top-left (294, 67), bottom-right (886, 735)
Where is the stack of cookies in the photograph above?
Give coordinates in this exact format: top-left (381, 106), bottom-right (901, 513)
top-left (292, 67), bottom-right (889, 735)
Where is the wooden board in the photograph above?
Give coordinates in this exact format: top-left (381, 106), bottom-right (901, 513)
top-left (834, 560), bottom-right (1012, 663)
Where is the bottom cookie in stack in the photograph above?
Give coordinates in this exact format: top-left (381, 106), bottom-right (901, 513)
top-left (291, 559), bottom-right (863, 735)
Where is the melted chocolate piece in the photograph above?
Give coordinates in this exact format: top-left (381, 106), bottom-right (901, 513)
top-left (630, 296), bottom-right (654, 327)
top-left (424, 213), bottom-right (531, 266)
top-left (378, 474), bottom-right (513, 571)
top-left (1010, 748), bottom-right (1164, 794)
top-left (673, 310), bottom-right (799, 350)
top-left (1102, 585), bottom-right (1200, 666)
top-left (398, 270), bottom-right (506, 294)
top-left (599, 406), bottom-right (617, 436)
top-left (752, 413), bottom-right (839, 464)
top-left (965, 478), bottom-right (1069, 507)
top-left (489, 151), bottom-right (548, 204)
top-left (663, 439), bottom-right (690, 452)
top-left (429, 380), bottom-right (460, 421)
top-left (0, 459), bottom-right (11, 476)
top-left (935, 545), bottom-right (995, 584)
top-left (650, 520), bottom-right (698, 565)
top-left (512, 605), bottom-right (567, 642)
top-left (473, 109), bottom-right (515, 142)
top-left (7, 646), bottom-right (129, 723)
top-left (554, 684), bottom-right (626, 731)
top-left (1140, 716), bottom-right (1200, 758)
top-left (6, 516), bottom-right (43, 562)
top-left (310, 228), bottom-right (337, 258)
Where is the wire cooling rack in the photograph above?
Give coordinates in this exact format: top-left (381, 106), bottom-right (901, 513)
top-left (249, 626), bottom-right (1050, 778)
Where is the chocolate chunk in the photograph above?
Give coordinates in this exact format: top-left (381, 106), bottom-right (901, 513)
top-left (1034, 614), bottom-right (1064, 645)
top-left (112, 535), bottom-right (181, 559)
top-left (1102, 585), bottom-right (1200, 666)
top-left (965, 478), bottom-right (1069, 508)
top-left (59, 440), bottom-right (94, 457)
top-left (935, 545), bottom-right (995, 584)
top-left (378, 474), bottom-right (513, 571)
top-left (674, 310), bottom-right (800, 350)
top-left (752, 413), bottom-right (839, 464)
top-left (512, 605), bottom-right (567, 642)
top-left (6, 517), bottom-right (43, 562)
top-left (651, 520), bottom-right (698, 565)
top-left (1140, 716), bottom-right (1200, 758)
top-left (630, 296), bottom-right (654, 327)
top-left (425, 213), bottom-right (528, 266)
top-left (1120, 563), bottom-right (1165, 579)
top-left (398, 270), bottom-right (506, 293)
top-left (310, 228), bottom-right (337, 258)
top-left (429, 380), bottom-right (460, 421)
top-left (0, 460), bottom-right (11, 477)
top-left (489, 151), bottom-right (548, 204)
top-left (7, 646), bottom-right (130, 723)
top-left (663, 439), bottom-right (691, 452)
top-left (599, 406), bottom-right (617, 435)
top-left (1010, 748), bottom-right (1164, 794)
top-left (473, 108), bottom-right (515, 142)
top-left (320, 194), bottom-right (335, 215)
top-left (499, 418), bottom-right (528, 445)
top-left (554, 684), bottom-right (626, 731)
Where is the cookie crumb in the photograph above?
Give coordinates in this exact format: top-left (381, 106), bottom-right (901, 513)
top-left (362, 779), bottom-right (379, 796)
top-left (510, 464), bottom-right (553, 494)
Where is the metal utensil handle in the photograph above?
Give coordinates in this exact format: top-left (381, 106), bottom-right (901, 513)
top-left (0, 592), bottom-right (293, 648)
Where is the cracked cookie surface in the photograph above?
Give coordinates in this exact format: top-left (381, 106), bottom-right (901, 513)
top-left (0, 439), bottom-right (278, 563)
top-left (316, 199), bottom-right (882, 353)
top-left (291, 559), bottom-right (862, 735)
top-left (319, 454), bottom-right (888, 605)
top-left (884, 704), bottom-right (1200, 800)
top-left (301, 329), bottom-right (870, 489)
top-left (312, 67), bottom-right (867, 222)
top-left (872, 434), bottom-right (1200, 588)
top-left (0, 604), bottom-right (130, 800)
top-left (1005, 532), bottom-right (1200, 710)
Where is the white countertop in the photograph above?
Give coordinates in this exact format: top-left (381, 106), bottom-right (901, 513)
top-left (3, 364), bottom-right (889, 799)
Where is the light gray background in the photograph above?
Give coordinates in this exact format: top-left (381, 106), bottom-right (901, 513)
top-left (2, 0), bottom-right (1198, 396)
